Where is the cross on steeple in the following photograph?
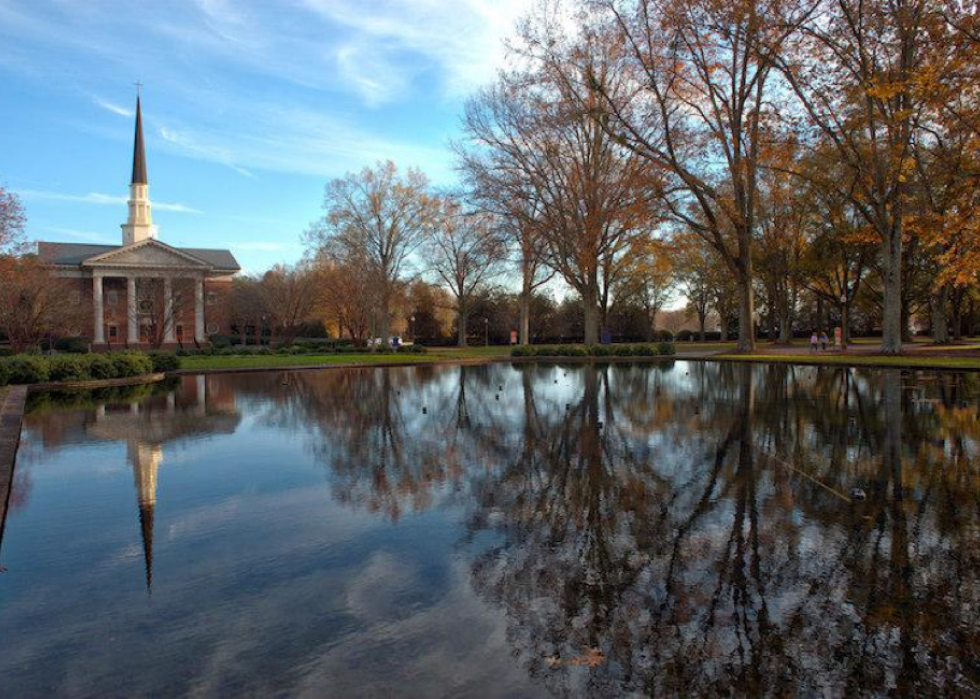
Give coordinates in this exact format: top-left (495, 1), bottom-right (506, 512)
top-left (134, 80), bottom-right (142, 97)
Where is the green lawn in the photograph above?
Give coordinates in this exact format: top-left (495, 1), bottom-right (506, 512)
top-left (427, 346), bottom-right (513, 358)
top-left (714, 353), bottom-right (980, 370)
top-left (180, 353), bottom-right (449, 372)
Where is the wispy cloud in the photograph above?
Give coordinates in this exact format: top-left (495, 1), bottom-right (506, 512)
top-left (16, 189), bottom-right (203, 213)
top-left (233, 241), bottom-right (297, 252)
top-left (41, 226), bottom-right (115, 244)
top-left (93, 97), bottom-right (133, 117)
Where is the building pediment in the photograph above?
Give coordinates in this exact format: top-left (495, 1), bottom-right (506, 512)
top-left (82, 239), bottom-right (212, 270)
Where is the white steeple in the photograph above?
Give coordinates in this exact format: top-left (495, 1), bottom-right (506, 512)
top-left (121, 94), bottom-right (158, 245)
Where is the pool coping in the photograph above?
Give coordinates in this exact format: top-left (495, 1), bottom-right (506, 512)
top-left (0, 386), bottom-right (28, 547)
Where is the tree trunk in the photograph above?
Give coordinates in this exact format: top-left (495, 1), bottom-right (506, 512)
top-left (719, 316), bottom-right (729, 342)
top-left (583, 284), bottom-right (599, 345)
top-left (457, 304), bottom-right (468, 347)
top-left (519, 288), bottom-right (531, 345)
top-left (736, 273), bottom-right (755, 352)
top-left (778, 301), bottom-right (792, 344)
top-left (951, 289), bottom-right (964, 341)
top-left (880, 228), bottom-right (903, 354)
top-left (931, 285), bottom-right (950, 344)
top-left (699, 315), bottom-right (706, 342)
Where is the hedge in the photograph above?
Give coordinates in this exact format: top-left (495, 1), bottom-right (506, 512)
top-left (0, 351), bottom-right (175, 386)
top-left (511, 343), bottom-right (676, 358)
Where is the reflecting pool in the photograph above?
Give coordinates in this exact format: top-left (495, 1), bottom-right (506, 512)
top-left (1, 362), bottom-right (979, 696)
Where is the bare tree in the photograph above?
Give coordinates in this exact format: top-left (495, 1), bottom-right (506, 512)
top-left (457, 106), bottom-right (554, 345)
top-left (459, 52), bottom-right (655, 344)
top-left (313, 253), bottom-right (374, 342)
top-left (227, 276), bottom-right (266, 346)
top-left (519, 0), bottom-right (805, 350)
top-left (260, 264), bottom-right (321, 345)
top-left (305, 161), bottom-right (437, 343)
top-left (775, 0), bottom-right (932, 353)
top-left (0, 256), bottom-right (84, 352)
top-left (426, 198), bottom-right (505, 346)
top-left (128, 277), bottom-right (198, 349)
top-left (0, 185), bottom-right (26, 254)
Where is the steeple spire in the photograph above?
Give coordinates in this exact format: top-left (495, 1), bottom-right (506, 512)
top-left (131, 95), bottom-right (147, 185)
top-left (121, 90), bottom-right (157, 245)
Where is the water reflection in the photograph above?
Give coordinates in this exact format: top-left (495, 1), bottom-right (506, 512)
top-left (3, 362), bottom-right (979, 696)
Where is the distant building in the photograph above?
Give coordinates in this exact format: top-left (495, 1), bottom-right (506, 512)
top-left (37, 96), bottom-right (240, 348)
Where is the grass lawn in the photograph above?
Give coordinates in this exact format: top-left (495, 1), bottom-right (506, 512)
top-left (714, 353), bottom-right (980, 370)
top-left (427, 346), bottom-right (513, 358)
top-left (179, 353), bottom-right (450, 372)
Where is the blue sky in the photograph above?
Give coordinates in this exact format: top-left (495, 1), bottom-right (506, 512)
top-left (0, 0), bottom-right (531, 272)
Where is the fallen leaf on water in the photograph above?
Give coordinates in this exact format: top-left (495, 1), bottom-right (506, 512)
top-left (568, 648), bottom-right (605, 668)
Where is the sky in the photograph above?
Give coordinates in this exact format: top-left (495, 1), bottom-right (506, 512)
top-left (0, 0), bottom-right (533, 273)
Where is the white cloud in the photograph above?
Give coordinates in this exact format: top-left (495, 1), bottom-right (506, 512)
top-left (40, 226), bottom-right (115, 244)
top-left (93, 97), bottom-right (133, 118)
top-left (233, 241), bottom-right (297, 252)
top-left (16, 189), bottom-right (203, 214)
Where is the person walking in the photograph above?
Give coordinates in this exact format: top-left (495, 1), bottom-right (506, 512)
top-left (810, 331), bottom-right (819, 353)
top-left (820, 331), bottom-right (828, 351)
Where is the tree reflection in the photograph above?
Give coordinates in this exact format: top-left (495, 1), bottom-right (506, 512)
top-left (462, 363), bottom-right (980, 696)
top-left (219, 361), bottom-right (980, 694)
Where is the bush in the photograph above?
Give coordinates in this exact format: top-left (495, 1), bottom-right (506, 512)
top-left (148, 352), bottom-right (180, 372)
top-left (589, 345), bottom-right (613, 357)
top-left (85, 354), bottom-right (117, 380)
top-left (614, 344), bottom-right (634, 357)
top-left (0, 361), bottom-right (9, 387)
top-left (7, 355), bottom-right (49, 384)
top-left (111, 352), bottom-right (153, 378)
top-left (655, 330), bottom-right (674, 342)
top-left (632, 344), bottom-right (656, 356)
top-left (211, 335), bottom-right (233, 349)
top-left (48, 355), bottom-right (90, 382)
top-left (534, 346), bottom-right (555, 357)
top-left (53, 337), bottom-right (90, 354)
top-left (396, 344), bottom-right (427, 354)
top-left (676, 330), bottom-right (693, 342)
top-left (511, 345), bottom-right (532, 357)
top-left (657, 341), bottom-right (676, 356)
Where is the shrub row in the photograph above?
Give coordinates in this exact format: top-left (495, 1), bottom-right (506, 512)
top-left (512, 343), bottom-right (676, 358)
top-left (0, 351), bottom-right (171, 385)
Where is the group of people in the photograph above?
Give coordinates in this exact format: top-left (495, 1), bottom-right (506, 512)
top-left (809, 331), bottom-right (831, 352)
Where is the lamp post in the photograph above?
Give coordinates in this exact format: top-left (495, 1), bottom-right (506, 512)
top-left (484, 317), bottom-right (489, 347)
top-left (410, 315), bottom-right (416, 342)
top-left (840, 294), bottom-right (847, 354)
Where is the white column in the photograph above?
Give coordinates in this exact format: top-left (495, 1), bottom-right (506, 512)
top-left (163, 277), bottom-right (175, 343)
top-left (127, 276), bottom-right (139, 344)
top-left (195, 278), bottom-right (205, 343)
top-left (93, 274), bottom-right (105, 344)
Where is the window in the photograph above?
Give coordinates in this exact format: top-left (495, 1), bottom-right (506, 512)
top-left (139, 299), bottom-right (154, 314)
top-left (207, 323), bottom-right (219, 335)
top-left (108, 324), bottom-right (118, 340)
top-left (207, 291), bottom-right (218, 306)
top-left (176, 324), bottom-right (184, 341)
top-left (107, 290), bottom-right (119, 307)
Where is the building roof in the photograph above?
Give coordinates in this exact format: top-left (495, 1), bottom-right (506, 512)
top-left (132, 96), bottom-right (147, 185)
top-left (38, 241), bottom-right (241, 272)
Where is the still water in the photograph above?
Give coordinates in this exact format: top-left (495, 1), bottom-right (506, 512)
top-left (1, 362), bottom-right (978, 697)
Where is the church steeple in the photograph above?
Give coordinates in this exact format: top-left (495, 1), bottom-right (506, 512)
top-left (131, 96), bottom-right (147, 185)
top-left (121, 90), bottom-right (157, 245)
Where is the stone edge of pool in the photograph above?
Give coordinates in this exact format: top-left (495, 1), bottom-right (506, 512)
top-left (0, 386), bottom-right (28, 541)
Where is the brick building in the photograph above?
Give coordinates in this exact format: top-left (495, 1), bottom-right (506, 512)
top-left (37, 96), bottom-right (239, 349)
